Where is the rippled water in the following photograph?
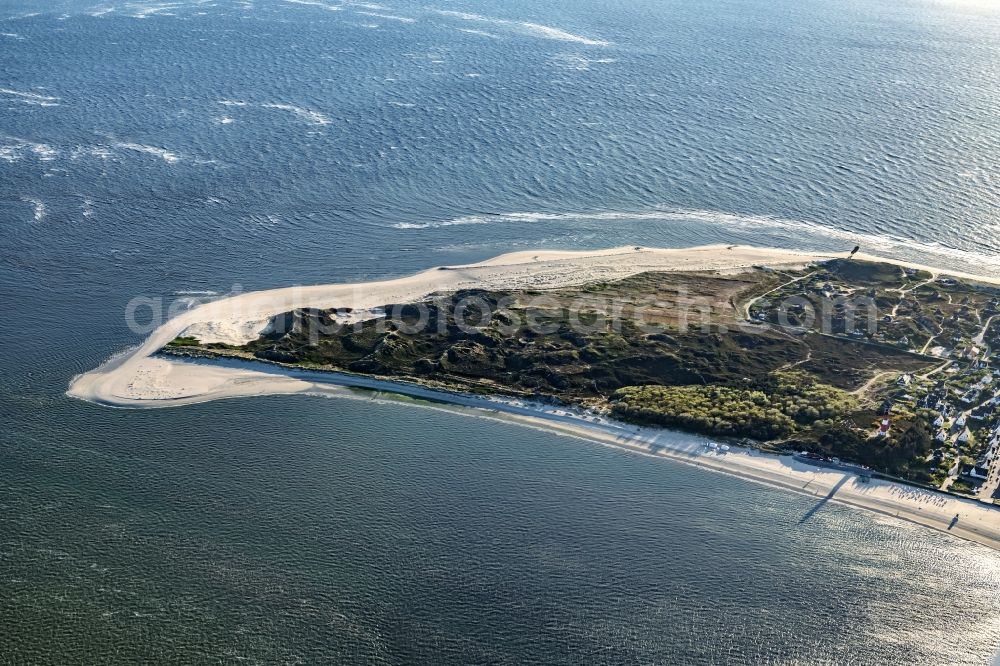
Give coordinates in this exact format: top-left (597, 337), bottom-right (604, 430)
top-left (2, 0), bottom-right (1000, 662)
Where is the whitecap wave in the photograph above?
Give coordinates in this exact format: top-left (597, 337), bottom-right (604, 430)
top-left (123, 2), bottom-right (185, 19)
top-left (282, 0), bottom-right (342, 11)
top-left (71, 145), bottom-right (114, 159)
top-left (0, 87), bottom-right (60, 106)
top-left (550, 54), bottom-right (617, 71)
top-left (114, 141), bottom-right (181, 163)
top-left (27, 142), bottom-right (58, 161)
top-left (261, 102), bottom-right (331, 125)
top-left (0, 137), bottom-right (59, 162)
top-left (354, 10), bottom-right (415, 23)
top-left (115, 0), bottom-right (215, 19)
top-left (456, 28), bottom-right (499, 39)
top-left (392, 207), bottom-right (1000, 272)
top-left (2, 136), bottom-right (186, 163)
top-left (245, 213), bottom-right (282, 227)
top-left (431, 9), bottom-right (609, 46)
top-left (518, 22), bottom-right (610, 46)
top-left (22, 197), bottom-right (46, 222)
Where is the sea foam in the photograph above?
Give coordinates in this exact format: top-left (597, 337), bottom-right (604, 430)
top-left (0, 87), bottom-right (61, 106)
top-left (393, 207), bottom-right (1000, 273)
top-left (114, 141), bottom-right (181, 163)
top-left (283, 0), bottom-right (343, 11)
top-left (354, 11), bottom-right (415, 23)
top-left (0, 137), bottom-right (59, 162)
top-left (431, 9), bottom-right (609, 46)
top-left (261, 102), bottom-right (332, 125)
top-left (22, 197), bottom-right (47, 222)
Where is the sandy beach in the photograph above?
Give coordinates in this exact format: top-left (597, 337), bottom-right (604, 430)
top-left (68, 244), bottom-right (833, 408)
top-left (67, 244), bottom-right (1000, 550)
top-left (138, 354), bottom-right (1000, 552)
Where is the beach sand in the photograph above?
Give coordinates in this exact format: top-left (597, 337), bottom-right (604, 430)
top-left (66, 244), bottom-right (1000, 550)
top-left (68, 245), bottom-right (831, 408)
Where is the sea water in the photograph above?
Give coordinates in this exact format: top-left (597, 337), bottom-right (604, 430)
top-left (2, 0), bottom-right (999, 662)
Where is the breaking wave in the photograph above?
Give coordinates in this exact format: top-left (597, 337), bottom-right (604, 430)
top-left (392, 207), bottom-right (1000, 273)
top-left (113, 141), bottom-right (181, 163)
top-left (1, 135), bottom-right (188, 164)
top-left (354, 11), bottom-right (415, 23)
top-left (0, 87), bottom-right (60, 106)
top-left (430, 9), bottom-right (610, 46)
top-left (282, 0), bottom-right (343, 11)
top-left (260, 102), bottom-right (332, 125)
top-left (22, 197), bottom-right (47, 222)
top-left (0, 137), bottom-right (58, 162)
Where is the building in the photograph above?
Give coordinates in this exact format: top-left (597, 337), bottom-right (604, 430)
top-left (971, 404), bottom-right (996, 421)
top-left (962, 465), bottom-right (990, 481)
top-left (960, 389), bottom-right (981, 405)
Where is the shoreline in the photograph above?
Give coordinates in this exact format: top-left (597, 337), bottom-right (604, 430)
top-left (68, 244), bottom-right (833, 408)
top-left (68, 243), bottom-right (1000, 410)
top-left (174, 354), bottom-right (1000, 552)
top-left (66, 243), bottom-right (1000, 551)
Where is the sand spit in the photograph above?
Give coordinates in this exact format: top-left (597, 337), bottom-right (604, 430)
top-left (68, 245), bottom-right (829, 407)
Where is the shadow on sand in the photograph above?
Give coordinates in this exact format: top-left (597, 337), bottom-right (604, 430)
top-left (799, 475), bottom-right (851, 524)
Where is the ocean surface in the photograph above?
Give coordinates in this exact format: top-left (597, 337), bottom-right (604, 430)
top-left (2, 0), bottom-right (999, 662)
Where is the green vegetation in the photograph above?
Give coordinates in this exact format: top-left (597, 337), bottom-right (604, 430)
top-left (611, 372), bottom-right (856, 440)
top-left (168, 336), bottom-right (239, 351)
top-left (824, 258), bottom-right (907, 285)
top-left (950, 478), bottom-right (979, 495)
top-left (752, 259), bottom-right (1000, 353)
top-left (807, 418), bottom-right (935, 476)
top-left (163, 261), bottom-right (1000, 479)
top-left (167, 336), bottom-right (201, 347)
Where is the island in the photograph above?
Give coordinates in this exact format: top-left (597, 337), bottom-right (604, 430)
top-left (67, 246), bottom-right (1000, 549)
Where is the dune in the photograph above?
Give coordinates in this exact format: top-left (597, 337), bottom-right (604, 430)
top-left (66, 244), bottom-right (1000, 551)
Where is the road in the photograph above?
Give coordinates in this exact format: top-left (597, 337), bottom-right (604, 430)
top-left (974, 314), bottom-right (997, 346)
top-left (973, 321), bottom-right (997, 502)
top-left (888, 273), bottom-right (938, 318)
top-left (741, 269), bottom-right (820, 320)
top-left (851, 370), bottom-right (895, 398)
top-left (977, 450), bottom-right (1000, 502)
